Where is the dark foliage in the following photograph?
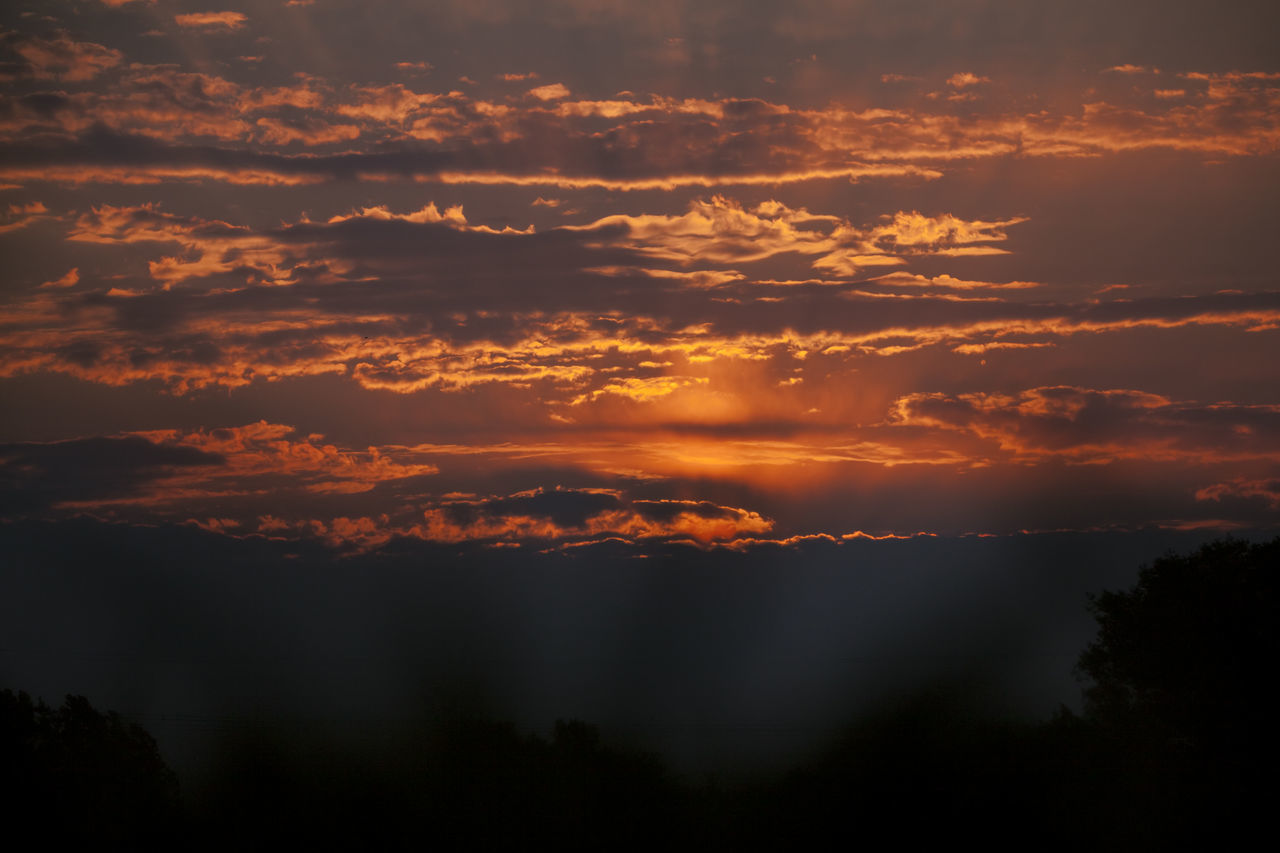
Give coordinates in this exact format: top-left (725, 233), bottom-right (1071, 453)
top-left (0, 690), bottom-right (180, 848)
top-left (1078, 537), bottom-right (1278, 747)
top-left (705, 538), bottom-right (1279, 849)
top-left (1067, 537), bottom-right (1279, 845)
top-left (189, 715), bottom-right (687, 850)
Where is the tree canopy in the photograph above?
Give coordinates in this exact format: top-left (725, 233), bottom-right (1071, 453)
top-left (0, 690), bottom-right (180, 847)
top-left (1077, 537), bottom-right (1278, 753)
top-left (1070, 537), bottom-right (1278, 845)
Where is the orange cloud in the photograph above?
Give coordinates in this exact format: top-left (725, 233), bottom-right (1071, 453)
top-left (566, 197), bottom-right (1022, 274)
top-left (0, 201), bottom-right (51, 233)
top-left (3, 198), bottom-right (1274, 406)
top-left (528, 83), bottom-right (571, 100)
top-left (67, 203), bottom-right (299, 287)
top-left (947, 72), bottom-right (989, 88)
top-left (407, 488), bottom-right (773, 546)
top-left (3, 64), bottom-right (1277, 194)
top-left (254, 117), bottom-right (362, 146)
top-left (39, 268), bottom-right (79, 289)
top-left (567, 196), bottom-right (841, 264)
top-left (193, 487), bottom-right (774, 550)
top-left (187, 517), bottom-right (241, 534)
top-left (333, 84), bottom-right (444, 124)
top-left (871, 272), bottom-right (1039, 290)
top-left (888, 386), bottom-right (1280, 464)
top-left (0, 165), bottom-right (324, 187)
top-left (250, 498), bottom-right (775, 551)
top-left (13, 34), bottom-right (122, 82)
top-left (418, 164), bottom-right (940, 191)
top-left (1195, 478), bottom-right (1280, 508)
top-left (109, 421), bottom-right (440, 502)
top-left (571, 376), bottom-right (709, 405)
top-left (3, 277), bottom-right (1276, 399)
top-left (173, 12), bottom-right (248, 30)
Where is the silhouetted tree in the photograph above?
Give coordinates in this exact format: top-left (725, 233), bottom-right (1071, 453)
top-left (1, 689), bottom-right (180, 848)
top-left (1078, 537), bottom-right (1277, 750)
top-left (1072, 537), bottom-right (1279, 844)
top-left (736, 539), bottom-right (1280, 849)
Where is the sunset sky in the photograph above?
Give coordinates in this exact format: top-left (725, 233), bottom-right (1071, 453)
top-left (3, 0), bottom-right (1278, 773)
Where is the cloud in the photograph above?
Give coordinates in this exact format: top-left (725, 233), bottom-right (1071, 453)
top-left (395, 61), bottom-right (433, 74)
top-left (571, 376), bottom-right (709, 405)
top-left (0, 435), bottom-right (223, 514)
top-left (473, 487), bottom-right (624, 527)
top-left (173, 12), bottom-right (248, 31)
top-left (197, 485), bottom-right (775, 550)
top-left (410, 487), bottom-right (772, 546)
top-left (528, 83), bottom-right (570, 101)
top-left (142, 421), bottom-right (438, 490)
top-left (813, 211), bottom-right (1027, 275)
top-left (870, 211), bottom-right (1026, 248)
top-left (888, 386), bottom-right (1280, 464)
top-left (3, 196), bottom-right (1277, 404)
top-left (2, 55), bottom-right (1278, 195)
top-left (1195, 478), bottom-right (1280, 509)
top-left (14, 422), bottom-right (440, 519)
top-left (66, 202), bottom-right (295, 289)
top-left (0, 201), bottom-right (51, 234)
top-left (871, 272), bottom-right (1039, 291)
top-left (11, 34), bottom-right (122, 82)
top-left (565, 197), bottom-right (1024, 275)
top-left (253, 116), bottom-right (361, 146)
top-left (39, 268), bottom-right (79, 289)
top-left (567, 196), bottom-right (842, 265)
top-left (947, 72), bottom-right (989, 88)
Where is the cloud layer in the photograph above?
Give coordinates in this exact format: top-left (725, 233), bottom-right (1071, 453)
top-left (1, 0), bottom-right (1277, 547)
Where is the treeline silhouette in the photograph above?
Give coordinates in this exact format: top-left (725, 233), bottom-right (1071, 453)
top-left (4, 537), bottom-right (1275, 849)
top-left (0, 689), bottom-right (179, 846)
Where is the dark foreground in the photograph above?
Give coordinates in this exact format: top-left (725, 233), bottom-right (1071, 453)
top-left (4, 538), bottom-right (1276, 849)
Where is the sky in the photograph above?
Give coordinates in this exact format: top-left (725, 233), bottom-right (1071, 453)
top-left (2, 0), bottom-right (1279, 774)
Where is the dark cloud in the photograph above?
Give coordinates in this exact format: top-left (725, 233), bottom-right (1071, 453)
top-left (0, 435), bottom-right (224, 513)
top-left (476, 487), bottom-right (622, 528)
top-left (632, 499), bottom-right (737, 523)
top-left (0, 111), bottom-right (815, 186)
top-left (891, 386), bottom-right (1280, 463)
